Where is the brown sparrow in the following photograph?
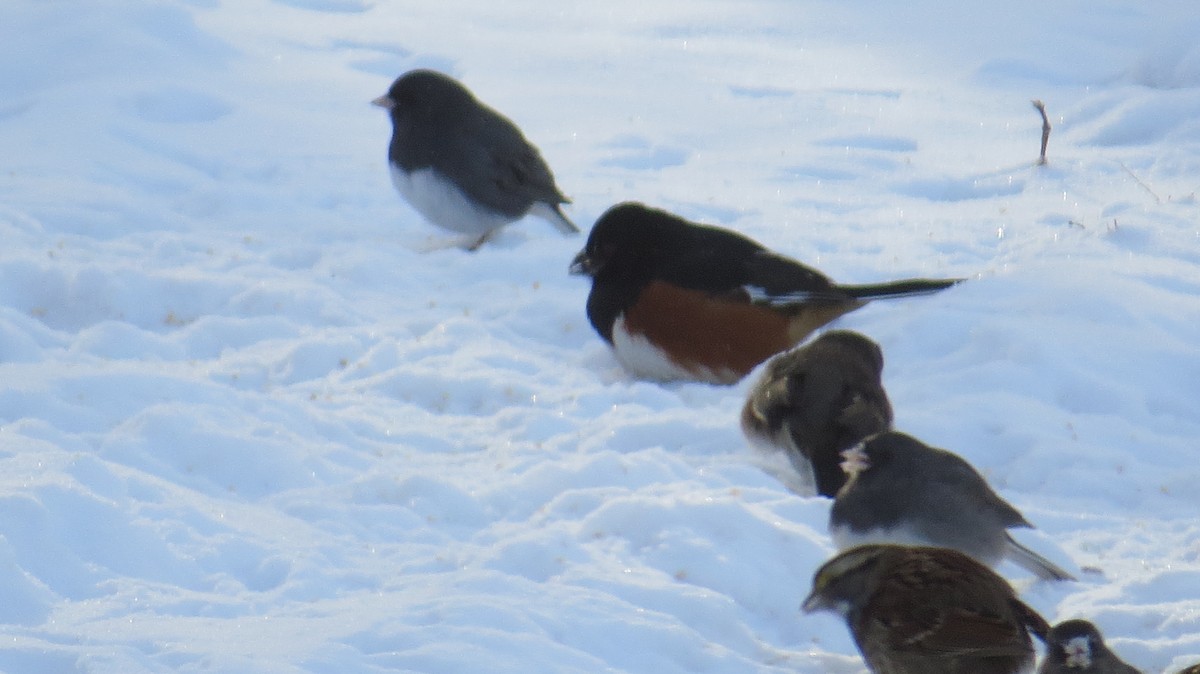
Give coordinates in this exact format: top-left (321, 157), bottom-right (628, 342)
top-left (741, 330), bottom-right (892, 497)
top-left (802, 544), bottom-right (1050, 674)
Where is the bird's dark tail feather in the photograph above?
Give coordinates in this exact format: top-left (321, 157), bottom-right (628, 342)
top-left (533, 202), bottom-right (580, 235)
top-left (836, 277), bottom-right (963, 300)
top-left (1005, 535), bottom-right (1076, 582)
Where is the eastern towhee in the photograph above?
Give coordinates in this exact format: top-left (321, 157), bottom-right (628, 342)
top-left (569, 202), bottom-right (961, 384)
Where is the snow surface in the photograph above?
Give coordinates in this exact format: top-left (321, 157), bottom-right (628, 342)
top-left (2, 1), bottom-right (1200, 672)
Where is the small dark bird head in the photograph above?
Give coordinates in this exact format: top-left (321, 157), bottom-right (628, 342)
top-left (372, 69), bottom-right (474, 120)
top-left (1045, 620), bottom-right (1112, 669)
top-left (569, 202), bottom-right (696, 278)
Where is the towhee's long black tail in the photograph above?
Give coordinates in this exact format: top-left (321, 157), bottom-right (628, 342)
top-left (836, 277), bottom-right (963, 300)
top-left (750, 277), bottom-right (962, 307)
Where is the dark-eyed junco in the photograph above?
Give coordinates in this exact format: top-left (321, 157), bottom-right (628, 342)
top-left (373, 69), bottom-right (578, 249)
top-left (741, 330), bottom-right (893, 497)
top-left (803, 544), bottom-right (1051, 674)
top-left (1039, 620), bottom-right (1142, 674)
top-left (569, 202), bottom-right (961, 384)
top-left (831, 431), bottom-right (1075, 581)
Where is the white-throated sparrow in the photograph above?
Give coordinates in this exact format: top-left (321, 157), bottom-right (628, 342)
top-left (831, 431), bottom-right (1075, 581)
top-left (803, 544), bottom-right (1050, 674)
top-left (741, 330), bottom-right (892, 497)
top-left (1039, 619), bottom-right (1141, 674)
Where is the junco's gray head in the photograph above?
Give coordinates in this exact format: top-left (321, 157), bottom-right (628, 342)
top-left (1040, 620), bottom-right (1142, 674)
top-left (373, 69), bottom-right (577, 249)
top-left (831, 431), bottom-right (1075, 581)
top-left (740, 329), bottom-right (892, 497)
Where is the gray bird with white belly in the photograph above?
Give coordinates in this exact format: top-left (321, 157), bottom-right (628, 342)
top-left (831, 431), bottom-right (1076, 581)
top-left (373, 69), bottom-right (577, 250)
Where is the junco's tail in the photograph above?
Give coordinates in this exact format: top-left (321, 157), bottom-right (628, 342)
top-left (530, 202), bottom-right (580, 235)
top-left (1004, 534), bottom-right (1076, 582)
top-left (836, 277), bottom-right (963, 300)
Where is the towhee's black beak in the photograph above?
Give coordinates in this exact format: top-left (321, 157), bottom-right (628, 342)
top-left (569, 250), bottom-right (595, 276)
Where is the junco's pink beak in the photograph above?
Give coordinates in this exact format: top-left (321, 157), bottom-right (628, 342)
top-left (839, 444), bottom-right (870, 476)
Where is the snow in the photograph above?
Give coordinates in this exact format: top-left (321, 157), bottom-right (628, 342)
top-left (2, 0), bottom-right (1199, 672)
